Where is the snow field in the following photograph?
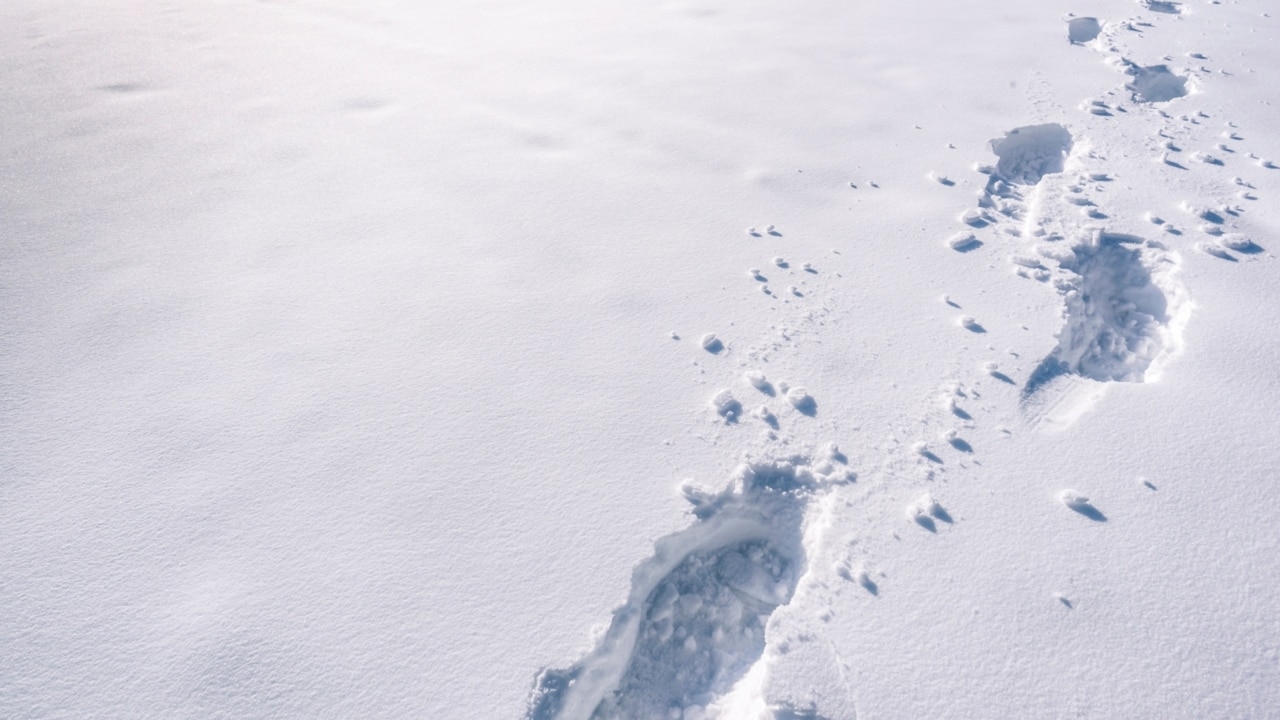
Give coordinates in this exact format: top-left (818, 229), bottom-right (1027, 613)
top-left (2, 0), bottom-right (1279, 718)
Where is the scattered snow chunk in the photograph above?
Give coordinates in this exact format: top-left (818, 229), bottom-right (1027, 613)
top-left (700, 333), bottom-right (724, 353)
top-left (1190, 151), bottom-right (1223, 165)
top-left (709, 389), bottom-right (742, 421)
top-left (960, 208), bottom-right (990, 227)
top-left (785, 386), bottom-right (815, 414)
top-left (1058, 490), bottom-right (1091, 510)
top-left (1220, 234), bottom-right (1257, 252)
top-left (744, 370), bottom-right (771, 391)
top-left (948, 232), bottom-right (982, 252)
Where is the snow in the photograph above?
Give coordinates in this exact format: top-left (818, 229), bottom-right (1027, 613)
top-left (3, 0), bottom-right (1280, 718)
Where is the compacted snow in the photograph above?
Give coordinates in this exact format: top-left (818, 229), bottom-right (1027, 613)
top-left (3, 1), bottom-right (1279, 718)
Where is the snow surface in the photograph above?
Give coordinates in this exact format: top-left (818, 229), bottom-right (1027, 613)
top-left (3, 1), bottom-right (1280, 718)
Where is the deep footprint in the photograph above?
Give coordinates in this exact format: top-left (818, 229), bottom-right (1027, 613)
top-left (1024, 231), bottom-right (1185, 395)
top-left (989, 124), bottom-right (1074, 186)
top-left (1067, 17), bottom-right (1102, 44)
top-left (527, 457), bottom-right (844, 720)
top-left (1125, 63), bottom-right (1188, 103)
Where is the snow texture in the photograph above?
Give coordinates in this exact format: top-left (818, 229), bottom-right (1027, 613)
top-left (4, 1), bottom-right (1280, 719)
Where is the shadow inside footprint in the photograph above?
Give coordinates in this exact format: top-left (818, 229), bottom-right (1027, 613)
top-left (947, 437), bottom-right (974, 453)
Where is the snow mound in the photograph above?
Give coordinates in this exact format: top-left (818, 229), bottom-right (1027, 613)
top-left (526, 456), bottom-right (848, 720)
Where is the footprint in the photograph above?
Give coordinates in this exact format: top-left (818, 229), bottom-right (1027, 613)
top-left (1125, 63), bottom-right (1189, 103)
top-left (1067, 17), bottom-right (1103, 44)
top-left (1139, 0), bottom-right (1183, 15)
top-left (989, 124), bottom-right (1074, 186)
top-left (1023, 230), bottom-right (1188, 397)
top-left (526, 457), bottom-right (841, 720)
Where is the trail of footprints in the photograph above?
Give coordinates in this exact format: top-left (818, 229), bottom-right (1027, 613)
top-left (529, 4), bottom-right (1272, 718)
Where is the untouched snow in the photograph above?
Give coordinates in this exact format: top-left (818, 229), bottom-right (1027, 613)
top-left (3, 1), bottom-right (1279, 718)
